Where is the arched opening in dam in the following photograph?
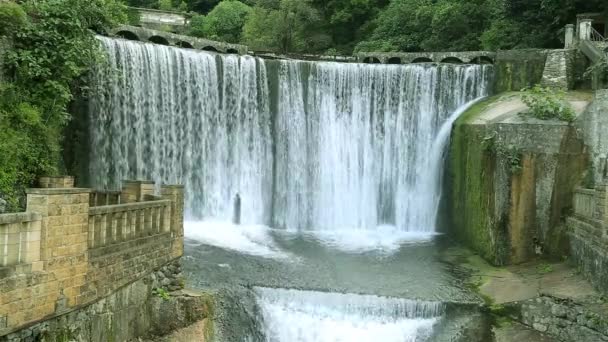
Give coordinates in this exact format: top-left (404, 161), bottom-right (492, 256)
top-left (87, 36), bottom-right (493, 341)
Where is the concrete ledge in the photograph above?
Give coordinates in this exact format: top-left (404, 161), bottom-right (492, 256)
top-left (123, 179), bottom-right (155, 185)
top-left (0, 212), bottom-right (41, 224)
top-left (26, 188), bottom-right (91, 195)
top-left (89, 199), bottom-right (171, 215)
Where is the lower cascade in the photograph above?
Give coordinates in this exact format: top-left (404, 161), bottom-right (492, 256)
top-left (254, 287), bottom-right (443, 342)
top-left (89, 37), bottom-right (492, 234)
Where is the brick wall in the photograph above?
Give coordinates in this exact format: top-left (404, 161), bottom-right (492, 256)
top-left (0, 178), bottom-right (184, 336)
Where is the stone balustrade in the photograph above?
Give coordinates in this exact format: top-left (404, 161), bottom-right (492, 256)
top-left (88, 200), bottom-right (171, 249)
top-left (0, 213), bottom-right (42, 272)
top-left (89, 190), bottom-right (122, 207)
top-left (0, 177), bottom-right (184, 336)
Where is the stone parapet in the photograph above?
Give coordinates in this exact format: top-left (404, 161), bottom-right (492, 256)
top-left (38, 176), bottom-right (75, 189)
top-left (506, 295), bottom-right (608, 340)
top-left (0, 177), bottom-right (184, 337)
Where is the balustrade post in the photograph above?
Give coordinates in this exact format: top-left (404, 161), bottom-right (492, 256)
top-left (161, 185), bottom-right (184, 258)
top-left (579, 19), bottom-right (593, 41)
top-left (121, 180), bottom-right (155, 203)
top-left (25, 183), bottom-right (91, 307)
top-left (565, 24), bottom-right (574, 48)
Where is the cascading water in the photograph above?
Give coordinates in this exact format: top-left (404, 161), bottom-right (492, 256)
top-left (89, 36), bottom-right (492, 234)
top-left (254, 287), bottom-right (443, 342)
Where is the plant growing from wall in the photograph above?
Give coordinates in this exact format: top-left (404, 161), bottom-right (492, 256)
top-left (520, 85), bottom-right (575, 122)
top-left (154, 287), bottom-right (171, 300)
top-left (481, 131), bottom-right (522, 175)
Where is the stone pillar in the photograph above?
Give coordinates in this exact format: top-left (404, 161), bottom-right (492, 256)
top-left (161, 185), bottom-right (184, 258)
top-left (25, 187), bottom-right (91, 309)
top-left (564, 24), bottom-right (574, 48)
top-left (38, 176), bottom-right (75, 189)
top-left (121, 180), bottom-right (155, 203)
top-left (579, 19), bottom-right (593, 41)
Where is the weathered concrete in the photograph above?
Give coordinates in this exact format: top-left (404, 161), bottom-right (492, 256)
top-left (449, 93), bottom-right (590, 265)
top-left (132, 7), bottom-right (190, 32)
top-left (109, 25), bottom-right (248, 55)
top-left (356, 51), bottom-right (495, 65)
top-left (577, 90), bottom-right (608, 186)
top-left (494, 49), bottom-right (549, 92)
top-left (444, 246), bottom-right (607, 342)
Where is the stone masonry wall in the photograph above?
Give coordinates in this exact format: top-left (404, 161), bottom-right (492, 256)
top-left (507, 295), bottom-right (608, 341)
top-left (0, 178), bottom-right (184, 338)
top-left (568, 185), bottom-right (608, 296)
top-left (1, 260), bottom-right (210, 342)
top-left (541, 49), bottom-right (577, 90)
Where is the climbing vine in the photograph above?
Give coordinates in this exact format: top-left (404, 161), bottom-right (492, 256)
top-left (0, 0), bottom-right (126, 211)
top-left (482, 131), bottom-right (523, 175)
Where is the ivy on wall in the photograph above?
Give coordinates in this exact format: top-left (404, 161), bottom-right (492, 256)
top-left (0, 0), bottom-right (126, 211)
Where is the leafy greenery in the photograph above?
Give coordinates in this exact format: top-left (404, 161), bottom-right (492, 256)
top-left (537, 263), bottom-right (554, 274)
top-left (154, 287), bottom-right (171, 300)
top-left (243, 0), bottom-right (330, 53)
top-left (0, 1), bottom-right (27, 37)
top-left (132, 0), bottom-right (608, 54)
top-left (0, 0), bottom-right (126, 211)
top-left (189, 0), bottom-right (252, 43)
top-left (521, 85), bottom-right (575, 122)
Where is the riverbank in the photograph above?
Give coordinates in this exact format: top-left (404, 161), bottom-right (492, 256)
top-left (442, 246), bottom-right (608, 341)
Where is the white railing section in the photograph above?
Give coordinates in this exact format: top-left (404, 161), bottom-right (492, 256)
top-left (88, 200), bottom-right (171, 248)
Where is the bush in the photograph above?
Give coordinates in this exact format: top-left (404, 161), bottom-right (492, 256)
top-left (0, 2), bottom-right (27, 37)
top-left (0, 0), bottom-right (126, 211)
top-left (521, 85), bottom-right (575, 122)
top-left (189, 0), bottom-right (251, 43)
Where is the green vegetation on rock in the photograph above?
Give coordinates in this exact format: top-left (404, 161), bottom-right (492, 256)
top-left (521, 85), bottom-right (575, 122)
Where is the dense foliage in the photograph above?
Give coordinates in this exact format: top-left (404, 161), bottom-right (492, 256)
top-left (0, 0), bottom-right (125, 211)
top-left (189, 0), bottom-right (251, 43)
top-left (130, 0), bottom-right (607, 54)
top-left (521, 85), bottom-right (576, 122)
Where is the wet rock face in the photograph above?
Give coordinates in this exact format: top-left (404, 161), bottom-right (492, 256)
top-left (449, 95), bottom-right (589, 266)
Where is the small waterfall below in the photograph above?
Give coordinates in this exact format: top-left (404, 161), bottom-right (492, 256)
top-left (89, 37), bottom-right (492, 233)
top-left (254, 287), bottom-right (443, 342)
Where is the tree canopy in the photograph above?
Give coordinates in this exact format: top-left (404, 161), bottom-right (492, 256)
top-left (189, 0), bottom-right (252, 43)
top-left (129, 0), bottom-right (608, 54)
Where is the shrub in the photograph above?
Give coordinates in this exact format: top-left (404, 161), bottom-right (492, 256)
top-left (0, 2), bottom-right (27, 37)
top-left (521, 85), bottom-right (575, 122)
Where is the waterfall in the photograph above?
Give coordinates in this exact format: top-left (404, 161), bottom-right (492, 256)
top-left (89, 37), bottom-right (492, 233)
top-left (254, 287), bottom-right (443, 342)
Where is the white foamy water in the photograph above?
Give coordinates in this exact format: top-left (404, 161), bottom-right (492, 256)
top-left (254, 287), bottom-right (443, 342)
top-left (90, 37), bottom-right (492, 235)
top-left (184, 221), bottom-right (289, 259)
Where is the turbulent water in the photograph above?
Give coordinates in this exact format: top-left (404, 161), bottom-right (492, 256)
top-left (90, 36), bottom-right (492, 233)
top-left (254, 287), bottom-right (443, 342)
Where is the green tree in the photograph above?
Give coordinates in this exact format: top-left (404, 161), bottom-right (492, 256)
top-left (243, 0), bottom-right (330, 53)
top-left (0, 0), bottom-right (126, 210)
top-left (189, 0), bottom-right (252, 43)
